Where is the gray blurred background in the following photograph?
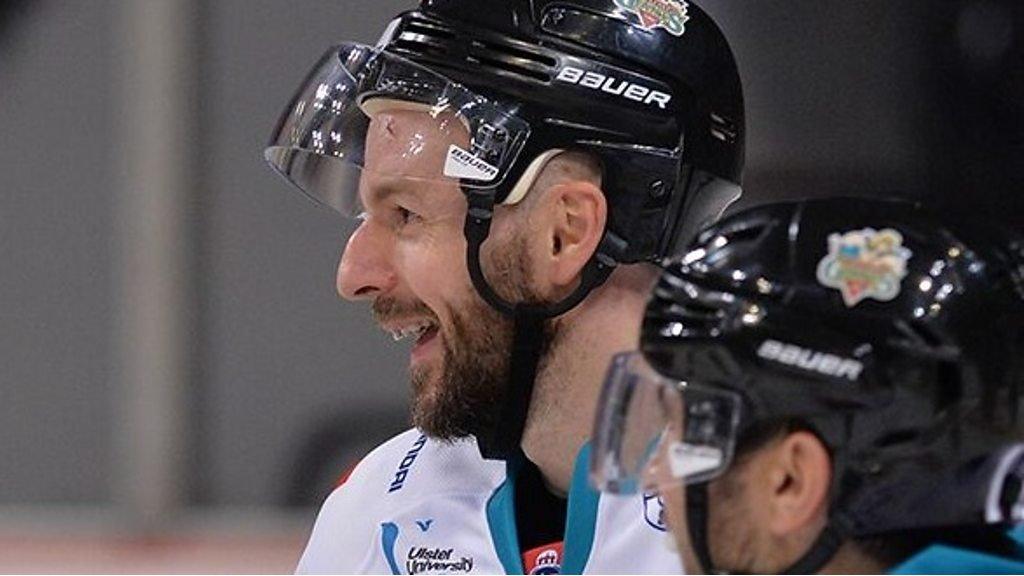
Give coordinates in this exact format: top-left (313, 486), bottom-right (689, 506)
top-left (1, 0), bottom-right (1021, 571)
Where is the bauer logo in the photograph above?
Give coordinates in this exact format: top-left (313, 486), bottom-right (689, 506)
top-left (555, 66), bottom-right (672, 109)
top-left (613, 0), bottom-right (691, 37)
top-left (816, 227), bottom-right (912, 307)
top-left (444, 144), bottom-right (499, 182)
top-left (756, 340), bottom-right (864, 382)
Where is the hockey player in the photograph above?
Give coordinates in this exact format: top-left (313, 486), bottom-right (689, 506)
top-left (590, 197), bottom-right (1024, 573)
top-left (263, 0), bottom-right (744, 573)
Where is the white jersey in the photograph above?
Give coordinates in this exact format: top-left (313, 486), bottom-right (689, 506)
top-left (296, 428), bottom-right (684, 574)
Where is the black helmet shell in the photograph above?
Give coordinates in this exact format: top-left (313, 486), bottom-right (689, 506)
top-left (379, 0), bottom-right (745, 261)
top-left (643, 197), bottom-right (1024, 536)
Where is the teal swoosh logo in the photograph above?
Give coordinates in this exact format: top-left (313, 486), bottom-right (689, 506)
top-left (381, 522), bottom-right (401, 575)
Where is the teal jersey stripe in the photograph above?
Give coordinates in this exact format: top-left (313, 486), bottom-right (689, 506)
top-left (486, 456), bottom-right (525, 574)
top-left (486, 445), bottom-right (601, 574)
top-left (562, 443), bottom-right (601, 575)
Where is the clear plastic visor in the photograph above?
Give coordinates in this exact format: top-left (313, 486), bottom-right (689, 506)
top-left (264, 43), bottom-right (530, 217)
top-left (590, 352), bottom-right (742, 494)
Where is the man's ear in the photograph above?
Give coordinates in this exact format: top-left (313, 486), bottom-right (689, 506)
top-left (530, 180), bottom-right (607, 293)
top-left (763, 431), bottom-right (832, 538)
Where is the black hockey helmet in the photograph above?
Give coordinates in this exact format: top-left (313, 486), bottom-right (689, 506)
top-left (590, 197), bottom-right (1024, 572)
top-left (265, 0), bottom-right (744, 458)
top-left (266, 0), bottom-right (744, 309)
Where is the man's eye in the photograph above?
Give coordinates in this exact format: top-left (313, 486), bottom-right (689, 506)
top-left (397, 206), bottom-right (422, 226)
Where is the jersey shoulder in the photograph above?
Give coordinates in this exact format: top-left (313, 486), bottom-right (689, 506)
top-left (295, 428), bottom-right (505, 574)
top-left (342, 427), bottom-right (505, 499)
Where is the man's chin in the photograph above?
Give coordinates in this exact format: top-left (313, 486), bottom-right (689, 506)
top-left (409, 385), bottom-right (493, 442)
top-left (409, 374), bottom-right (461, 440)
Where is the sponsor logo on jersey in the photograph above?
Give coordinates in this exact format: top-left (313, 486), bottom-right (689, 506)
top-left (643, 492), bottom-right (667, 531)
top-left (816, 227), bottom-right (912, 307)
top-left (415, 518), bottom-right (434, 532)
top-left (613, 0), bottom-right (690, 37)
top-left (389, 434), bottom-right (427, 493)
top-left (554, 66), bottom-right (672, 110)
top-left (756, 339), bottom-right (864, 382)
top-left (406, 546), bottom-right (474, 574)
top-left (526, 546), bottom-right (562, 575)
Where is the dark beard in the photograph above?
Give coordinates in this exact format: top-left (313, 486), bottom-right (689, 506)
top-left (375, 235), bottom-right (555, 442)
top-left (409, 299), bottom-right (514, 440)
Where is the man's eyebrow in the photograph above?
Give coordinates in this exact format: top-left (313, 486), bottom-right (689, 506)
top-left (361, 179), bottom-right (410, 207)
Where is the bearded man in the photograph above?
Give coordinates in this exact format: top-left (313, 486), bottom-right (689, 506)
top-left (264, 0), bottom-right (744, 572)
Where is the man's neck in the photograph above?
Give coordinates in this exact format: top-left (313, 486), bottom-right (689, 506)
top-left (818, 542), bottom-right (887, 574)
top-left (519, 268), bottom-right (653, 493)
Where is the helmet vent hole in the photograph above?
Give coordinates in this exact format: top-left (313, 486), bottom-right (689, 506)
top-left (873, 429), bottom-right (920, 449)
top-left (470, 39), bottom-right (557, 68)
top-left (392, 38), bottom-right (450, 59)
top-left (667, 301), bottom-right (722, 323)
top-left (396, 18), bottom-right (556, 83)
top-left (702, 220), bottom-right (771, 250)
top-left (910, 322), bottom-right (943, 349)
top-left (710, 113), bottom-right (738, 144)
top-left (934, 360), bottom-right (962, 413)
top-left (404, 20), bottom-right (456, 40)
top-left (891, 320), bottom-right (954, 359)
top-left (467, 54), bottom-right (551, 82)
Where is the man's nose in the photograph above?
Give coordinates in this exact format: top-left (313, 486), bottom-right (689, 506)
top-left (337, 220), bottom-right (397, 301)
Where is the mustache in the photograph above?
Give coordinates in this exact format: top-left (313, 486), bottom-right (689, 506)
top-left (372, 297), bottom-right (438, 325)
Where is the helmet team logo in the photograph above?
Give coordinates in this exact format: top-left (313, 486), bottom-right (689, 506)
top-left (614, 0), bottom-right (691, 37)
top-left (816, 228), bottom-right (912, 307)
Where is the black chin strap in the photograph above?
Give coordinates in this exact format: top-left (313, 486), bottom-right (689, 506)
top-left (464, 191), bottom-right (616, 459)
top-left (476, 308), bottom-right (546, 459)
top-left (686, 480), bottom-right (848, 574)
top-left (780, 519), bottom-right (848, 575)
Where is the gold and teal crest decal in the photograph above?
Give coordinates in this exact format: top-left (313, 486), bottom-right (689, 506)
top-left (613, 0), bottom-right (690, 37)
top-left (816, 228), bottom-right (913, 307)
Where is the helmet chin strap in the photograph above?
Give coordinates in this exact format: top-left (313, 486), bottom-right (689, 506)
top-left (463, 191), bottom-right (616, 459)
top-left (780, 520), bottom-right (847, 575)
top-left (685, 481), bottom-right (848, 574)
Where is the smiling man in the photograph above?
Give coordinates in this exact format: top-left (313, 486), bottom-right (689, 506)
top-left (590, 197), bottom-right (1024, 574)
top-left (264, 1), bottom-right (744, 572)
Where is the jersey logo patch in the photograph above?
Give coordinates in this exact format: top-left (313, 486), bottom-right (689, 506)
top-left (816, 227), bottom-right (912, 307)
top-left (415, 519), bottom-right (434, 532)
top-left (523, 543), bottom-right (563, 575)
